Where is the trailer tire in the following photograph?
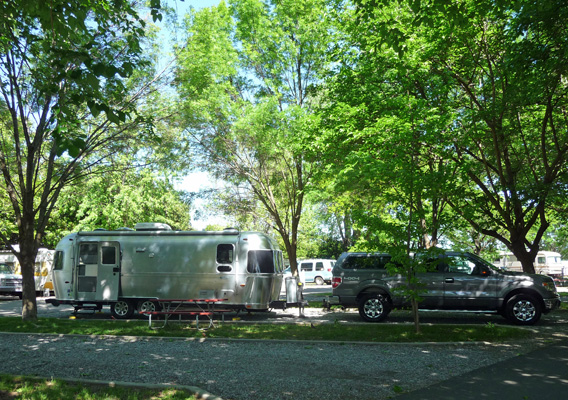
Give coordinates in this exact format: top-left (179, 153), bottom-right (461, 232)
top-left (111, 300), bottom-right (135, 319)
top-left (138, 299), bottom-right (159, 315)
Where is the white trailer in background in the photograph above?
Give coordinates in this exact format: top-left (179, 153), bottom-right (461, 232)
top-left (47, 223), bottom-right (304, 318)
top-left (0, 247), bottom-right (55, 296)
top-left (494, 251), bottom-right (567, 278)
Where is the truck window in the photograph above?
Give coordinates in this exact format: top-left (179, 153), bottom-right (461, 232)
top-left (247, 250), bottom-right (275, 273)
top-left (344, 255), bottom-right (387, 269)
top-left (217, 244), bottom-right (234, 264)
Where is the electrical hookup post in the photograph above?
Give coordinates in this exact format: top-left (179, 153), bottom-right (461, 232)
top-left (271, 276), bottom-right (307, 317)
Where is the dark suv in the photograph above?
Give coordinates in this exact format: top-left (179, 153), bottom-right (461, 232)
top-left (327, 251), bottom-right (561, 325)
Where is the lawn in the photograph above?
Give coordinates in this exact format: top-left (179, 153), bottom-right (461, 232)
top-left (0, 316), bottom-right (534, 343)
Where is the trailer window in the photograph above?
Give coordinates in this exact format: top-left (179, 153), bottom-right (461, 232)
top-left (79, 243), bottom-right (98, 264)
top-left (101, 246), bottom-right (116, 265)
top-left (54, 251), bottom-right (64, 270)
top-left (247, 250), bottom-right (275, 273)
top-left (217, 244), bottom-right (234, 264)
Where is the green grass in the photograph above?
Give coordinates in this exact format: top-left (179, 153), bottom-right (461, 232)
top-left (0, 375), bottom-right (197, 400)
top-left (0, 316), bottom-right (533, 342)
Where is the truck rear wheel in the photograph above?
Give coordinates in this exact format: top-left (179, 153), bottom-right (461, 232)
top-left (505, 294), bottom-right (542, 325)
top-left (111, 300), bottom-right (135, 319)
top-left (358, 293), bottom-right (391, 322)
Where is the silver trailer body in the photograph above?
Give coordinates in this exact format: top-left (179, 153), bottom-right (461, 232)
top-left (50, 224), bottom-right (285, 317)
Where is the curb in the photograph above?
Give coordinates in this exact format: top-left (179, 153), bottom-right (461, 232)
top-left (7, 374), bottom-right (223, 400)
top-left (0, 329), bottom-right (543, 347)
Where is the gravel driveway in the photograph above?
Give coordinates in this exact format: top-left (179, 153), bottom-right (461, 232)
top-left (0, 332), bottom-right (547, 400)
top-left (1, 293), bottom-right (567, 400)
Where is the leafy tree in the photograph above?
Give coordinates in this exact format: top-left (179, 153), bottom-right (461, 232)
top-left (44, 165), bottom-right (191, 247)
top-left (313, 3), bottom-right (456, 254)
top-left (0, 0), bottom-right (162, 320)
top-left (175, 0), bottom-right (334, 274)
top-left (351, 0), bottom-right (568, 273)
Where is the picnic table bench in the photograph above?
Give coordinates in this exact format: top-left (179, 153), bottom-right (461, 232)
top-left (139, 298), bottom-right (230, 329)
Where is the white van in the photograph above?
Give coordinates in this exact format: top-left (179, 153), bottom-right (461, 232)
top-left (284, 259), bottom-right (336, 285)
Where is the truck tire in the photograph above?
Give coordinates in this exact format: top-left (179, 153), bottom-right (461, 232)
top-left (505, 294), bottom-right (542, 325)
top-left (111, 300), bottom-right (135, 319)
top-left (358, 293), bottom-right (391, 322)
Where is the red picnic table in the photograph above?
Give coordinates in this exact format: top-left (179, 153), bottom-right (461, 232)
top-left (139, 298), bottom-right (230, 329)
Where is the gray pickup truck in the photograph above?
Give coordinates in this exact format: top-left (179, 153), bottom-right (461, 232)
top-left (326, 251), bottom-right (561, 325)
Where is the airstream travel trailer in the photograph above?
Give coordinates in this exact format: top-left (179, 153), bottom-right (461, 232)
top-left (47, 223), bottom-right (290, 318)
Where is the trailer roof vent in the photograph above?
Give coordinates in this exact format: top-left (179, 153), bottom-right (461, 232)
top-left (135, 222), bottom-right (172, 231)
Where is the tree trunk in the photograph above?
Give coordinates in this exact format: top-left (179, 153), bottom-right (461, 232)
top-left (15, 243), bottom-right (39, 321)
top-left (510, 243), bottom-right (537, 274)
top-left (411, 297), bottom-right (421, 334)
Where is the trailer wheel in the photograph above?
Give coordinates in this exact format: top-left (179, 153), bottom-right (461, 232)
top-left (111, 300), bottom-right (135, 319)
top-left (138, 300), bottom-right (159, 315)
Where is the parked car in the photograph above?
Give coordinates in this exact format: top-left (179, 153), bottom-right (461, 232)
top-left (327, 251), bottom-right (561, 325)
top-left (283, 259), bottom-right (336, 285)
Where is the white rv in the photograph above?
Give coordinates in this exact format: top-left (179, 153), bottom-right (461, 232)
top-left (0, 247), bottom-right (55, 296)
top-left (47, 223), bottom-right (289, 318)
top-left (494, 251), bottom-right (567, 277)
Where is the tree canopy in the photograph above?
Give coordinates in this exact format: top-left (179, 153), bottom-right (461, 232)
top-left (313, 0), bottom-right (568, 273)
top-left (0, 0), bottom-right (164, 319)
top-left (175, 0), bottom-right (335, 272)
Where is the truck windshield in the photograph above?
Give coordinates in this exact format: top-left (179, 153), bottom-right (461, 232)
top-left (247, 250), bottom-right (276, 273)
top-left (0, 263), bottom-right (13, 273)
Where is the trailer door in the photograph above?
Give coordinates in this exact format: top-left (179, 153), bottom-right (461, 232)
top-left (95, 242), bottom-right (120, 301)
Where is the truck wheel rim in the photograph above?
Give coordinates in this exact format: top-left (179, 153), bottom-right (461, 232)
top-left (513, 300), bottom-right (535, 321)
top-left (364, 298), bottom-right (384, 319)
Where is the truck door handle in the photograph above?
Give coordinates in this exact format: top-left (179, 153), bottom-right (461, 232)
top-left (113, 267), bottom-right (120, 273)
top-left (445, 278), bottom-right (454, 283)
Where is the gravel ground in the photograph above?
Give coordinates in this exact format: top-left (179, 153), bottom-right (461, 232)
top-left (0, 332), bottom-right (546, 400)
top-left (1, 290), bottom-right (567, 400)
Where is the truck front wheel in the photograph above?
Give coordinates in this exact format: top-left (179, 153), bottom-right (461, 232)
top-left (505, 294), bottom-right (542, 325)
top-left (358, 293), bottom-right (391, 322)
top-left (111, 300), bottom-right (135, 319)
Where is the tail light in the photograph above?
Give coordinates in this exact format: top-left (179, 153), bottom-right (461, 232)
top-left (332, 277), bottom-right (342, 289)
